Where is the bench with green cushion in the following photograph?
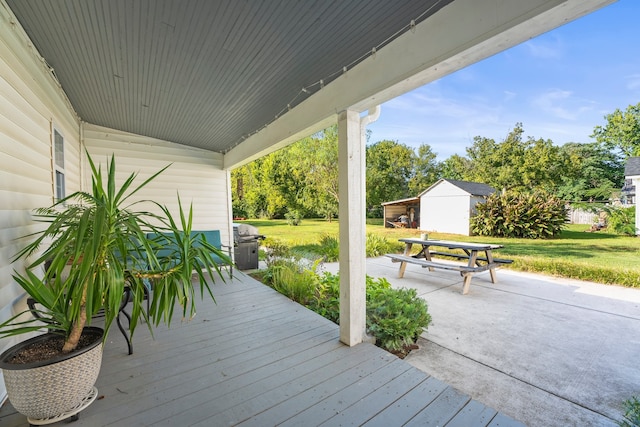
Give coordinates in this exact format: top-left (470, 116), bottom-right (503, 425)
top-left (145, 230), bottom-right (233, 275)
top-left (191, 230), bottom-right (233, 267)
top-left (107, 230), bottom-right (231, 354)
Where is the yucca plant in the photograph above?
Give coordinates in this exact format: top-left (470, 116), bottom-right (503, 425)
top-left (0, 151), bottom-right (232, 354)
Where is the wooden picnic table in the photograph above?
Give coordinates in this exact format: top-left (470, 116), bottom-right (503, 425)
top-left (386, 238), bottom-right (510, 294)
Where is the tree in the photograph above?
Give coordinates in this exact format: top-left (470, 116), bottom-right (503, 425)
top-left (288, 126), bottom-right (340, 220)
top-left (463, 123), bottom-right (562, 192)
top-left (366, 140), bottom-right (415, 214)
top-left (556, 142), bottom-right (624, 201)
top-left (231, 151), bottom-right (295, 219)
top-left (592, 102), bottom-right (640, 158)
top-left (519, 137), bottom-right (563, 191)
top-left (440, 154), bottom-right (470, 181)
top-left (408, 143), bottom-right (441, 195)
top-left (464, 124), bottom-right (524, 190)
top-left (231, 126), bottom-right (340, 220)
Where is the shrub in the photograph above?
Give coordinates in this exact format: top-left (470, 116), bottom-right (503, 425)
top-left (310, 272), bottom-right (341, 323)
top-left (232, 200), bottom-right (248, 219)
top-left (472, 190), bottom-right (567, 238)
top-left (257, 247), bottom-right (432, 356)
top-left (366, 233), bottom-right (395, 257)
top-left (606, 206), bottom-right (636, 236)
top-left (316, 233), bottom-right (396, 261)
top-left (318, 234), bottom-right (340, 262)
top-left (285, 209), bottom-right (303, 226)
top-left (619, 396), bottom-right (640, 427)
top-left (262, 237), bottom-right (292, 266)
top-left (308, 272), bottom-right (431, 354)
top-left (367, 286), bottom-right (431, 353)
top-left (266, 259), bottom-right (320, 305)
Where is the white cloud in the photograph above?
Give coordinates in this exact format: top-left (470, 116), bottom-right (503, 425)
top-left (522, 38), bottom-right (564, 59)
top-left (531, 89), bottom-right (596, 121)
top-left (384, 87), bottom-right (500, 123)
top-left (626, 73), bottom-right (640, 91)
top-left (503, 91), bottom-right (517, 102)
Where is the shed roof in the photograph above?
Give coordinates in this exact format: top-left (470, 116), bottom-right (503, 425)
top-left (419, 179), bottom-right (496, 197)
top-left (625, 157), bottom-right (640, 177)
top-left (381, 197), bottom-right (420, 206)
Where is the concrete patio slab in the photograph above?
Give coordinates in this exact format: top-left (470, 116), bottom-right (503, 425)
top-left (323, 257), bottom-right (640, 426)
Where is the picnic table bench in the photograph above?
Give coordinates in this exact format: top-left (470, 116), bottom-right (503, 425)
top-left (386, 238), bottom-right (511, 294)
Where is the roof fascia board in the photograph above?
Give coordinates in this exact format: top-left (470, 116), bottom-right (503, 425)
top-left (381, 197), bottom-right (420, 206)
top-left (223, 0), bottom-right (614, 170)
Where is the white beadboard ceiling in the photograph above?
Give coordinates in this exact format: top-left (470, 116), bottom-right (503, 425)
top-left (6, 0), bottom-right (615, 161)
top-left (6, 0), bottom-right (451, 153)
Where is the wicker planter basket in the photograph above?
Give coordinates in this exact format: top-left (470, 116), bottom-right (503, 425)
top-left (0, 327), bottom-right (103, 420)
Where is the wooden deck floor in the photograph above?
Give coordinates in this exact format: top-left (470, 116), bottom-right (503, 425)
top-left (1, 272), bottom-right (525, 426)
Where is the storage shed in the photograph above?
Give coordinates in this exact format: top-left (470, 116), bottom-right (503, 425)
top-left (419, 179), bottom-right (495, 236)
top-left (625, 157), bottom-right (640, 235)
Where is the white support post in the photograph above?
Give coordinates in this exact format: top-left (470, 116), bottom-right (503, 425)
top-left (634, 178), bottom-right (640, 235)
top-left (337, 110), bottom-right (367, 346)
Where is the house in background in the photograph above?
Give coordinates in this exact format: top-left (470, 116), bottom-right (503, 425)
top-left (419, 179), bottom-right (496, 236)
top-left (621, 179), bottom-right (635, 205)
top-left (0, 0), bottom-right (614, 404)
top-left (625, 157), bottom-right (640, 235)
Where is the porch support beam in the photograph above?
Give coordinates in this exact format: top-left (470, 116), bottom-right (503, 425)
top-left (337, 109), bottom-right (367, 346)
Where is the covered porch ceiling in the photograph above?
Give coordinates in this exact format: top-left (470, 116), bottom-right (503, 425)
top-left (6, 0), bottom-right (614, 169)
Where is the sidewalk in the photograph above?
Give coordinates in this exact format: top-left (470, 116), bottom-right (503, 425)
top-left (323, 257), bottom-right (640, 426)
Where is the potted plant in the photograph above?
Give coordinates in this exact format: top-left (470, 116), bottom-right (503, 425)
top-left (0, 151), bottom-right (232, 422)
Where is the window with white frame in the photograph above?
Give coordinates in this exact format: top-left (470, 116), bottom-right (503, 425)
top-left (53, 128), bottom-right (65, 202)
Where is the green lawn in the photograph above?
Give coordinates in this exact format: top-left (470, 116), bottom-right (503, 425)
top-left (242, 219), bottom-right (640, 287)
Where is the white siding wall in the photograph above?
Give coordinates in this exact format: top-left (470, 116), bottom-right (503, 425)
top-left (82, 124), bottom-right (232, 246)
top-left (0, 2), bottom-right (81, 402)
top-left (420, 182), bottom-right (472, 236)
top-left (0, 4), bottom-right (231, 404)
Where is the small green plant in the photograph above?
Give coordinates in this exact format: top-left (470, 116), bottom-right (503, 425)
top-left (259, 248), bottom-right (431, 356)
top-left (366, 233), bottom-right (394, 257)
top-left (310, 272), bottom-right (341, 323)
top-left (472, 190), bottom-right (567, 238)
top-left (307, 271), bottom-right (431, 355)
top-left (285, 209), bottom-right (303, 226)
top-left (318, 234), bottom-right (340, 262)
top-left (366, 286), bottom-right (431, 353)
top-left (316, 233), bottom-right (396, 261)
top-left (267, 259), bottom-right (321, 305)
top-left (262, 237), bottom-right (292, 267)
top-left (619, 395), bottom-right (640, 427)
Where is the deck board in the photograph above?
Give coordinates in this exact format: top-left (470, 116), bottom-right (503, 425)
top-left (362, 376), bottom-right (449, 426)
top-left (404, 386), bottom-right (471, 426)
top-left (0, 272), bottom-right (524, 426)
top-left (278, 358), bottom-right (413, 427)
top-left (234, 350), bottom-right (398, 426)
top-left (446, 399), bottom-right (499, 427)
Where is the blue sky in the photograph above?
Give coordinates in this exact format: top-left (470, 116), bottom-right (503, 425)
top-left (367, 0), bottom-right (640, 160)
